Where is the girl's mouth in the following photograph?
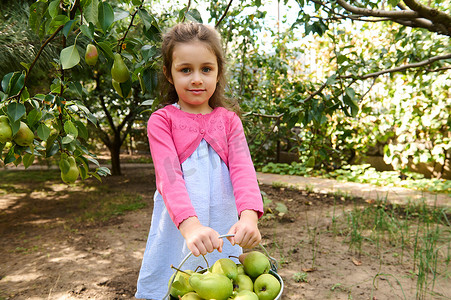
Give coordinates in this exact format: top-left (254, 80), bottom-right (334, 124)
top-left (188, 89), bottom-right (205, 95)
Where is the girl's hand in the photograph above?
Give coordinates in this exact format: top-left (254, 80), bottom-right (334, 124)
top-left (179, 217), bottom-right (223, 256)
top-left (227, 210), bottom-right (261, 249)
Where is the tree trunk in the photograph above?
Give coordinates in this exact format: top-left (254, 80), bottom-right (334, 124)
top-left (109, 138), bottom-right (122, 176)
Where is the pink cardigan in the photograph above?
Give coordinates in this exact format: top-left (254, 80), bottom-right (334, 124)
top-left (147, 105), bottom-right (264, 228)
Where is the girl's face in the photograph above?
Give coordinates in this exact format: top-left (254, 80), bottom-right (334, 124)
top-left (169, 41), bottom-right (218, 114)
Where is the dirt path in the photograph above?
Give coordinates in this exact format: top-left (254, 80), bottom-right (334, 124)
top-left (0, 165), bottom-right (449, 299)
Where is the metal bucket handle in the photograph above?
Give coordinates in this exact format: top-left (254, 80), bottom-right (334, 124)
top-left (164, 234), bottom-right (280, 300)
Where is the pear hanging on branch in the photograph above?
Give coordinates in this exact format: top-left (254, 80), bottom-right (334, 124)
top-left (85, 44), bottom-right (98, 66)
top-left (14, 122), bottom-right (34, 147)
top-left (0, 116), bottom-right (13, 143)
top-left (111, 53), bottom-right (130, 83)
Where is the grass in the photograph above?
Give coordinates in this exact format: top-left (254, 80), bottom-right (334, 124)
top-left (0, 169), bottom-right (60, 183)
top-left (335, 197), bottom-right (451, 299)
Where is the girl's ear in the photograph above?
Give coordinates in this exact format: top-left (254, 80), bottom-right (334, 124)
top-left (163, 66), bottom-right (173, 84)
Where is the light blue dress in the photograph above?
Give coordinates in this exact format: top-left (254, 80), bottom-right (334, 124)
top-left (135, 106), bottom-right (242, 300)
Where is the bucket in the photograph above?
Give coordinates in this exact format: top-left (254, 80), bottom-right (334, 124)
top-left (165, 234), bottom-right (284, 300)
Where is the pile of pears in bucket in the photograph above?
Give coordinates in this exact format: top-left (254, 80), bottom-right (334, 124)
top-left (169, 251), bottom-right (281, 300)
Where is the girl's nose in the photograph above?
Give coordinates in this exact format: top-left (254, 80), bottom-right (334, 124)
top-left (191, 72), bottom-right (203, 85)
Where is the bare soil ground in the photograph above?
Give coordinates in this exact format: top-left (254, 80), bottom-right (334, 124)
top-left (0, 164), bottom-right (449, 300)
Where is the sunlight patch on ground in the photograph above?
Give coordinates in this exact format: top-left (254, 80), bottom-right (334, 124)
top-left (0, 194), bottom-right (27, 210)
top-left (48, 248), bottom-right (88, 263)
top-left (132, 250), bottom-right (144, 260)
top-left (1, 272), bottom-right (41, 283)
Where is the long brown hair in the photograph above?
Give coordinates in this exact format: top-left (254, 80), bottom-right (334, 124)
top-left (159, 22), bottom-right (238, 113)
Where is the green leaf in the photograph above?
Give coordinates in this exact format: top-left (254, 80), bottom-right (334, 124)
top-left (48, 15), bottom-right (70, 35)
top-left (7, 102), bottom-right (26, 122)
top-left (80, 24), bottom-right (94, 40)
top-left (46, 141), bottom-right (60, 157)
top-left (141, 100), bottom-right (154, 106)
top-left (22, 153), bottom-right (35, 169)
top-left (97, 166), bottom-right (111, 176)
top-left (10, 119), bottom-right (21, 136)
top-left (4, 145), bottom-right (16, 164)
top-left (337, 54), bottom-right (347, 64)
top-left (48, 0), bottom-right (60, 18)
top-left (87, 156), bottom-right (100, 167)
top-left (144, 24), bottom-right (161, 42)
top-left (141, 45), bottom-right (157, 61)
top-left (63, 19), bottom-right (77, 37)
top-left (345, 87), bottom-right (356, 100)
top-left (29, 2), bottom-right (48, 34)
top-left (138, 8), bottom-right (155, 31)
top-left (60, 45), bottom-right (80, 69)
top-left (113, 8), bottom-right (129, 22)
top-left (185, 9), bottom-right (203, 23)
top-left (62, 134), bottom-right (75, 144)
top-left (98, 1), bottom-right (114, 32)
top-left (27, 109), bottom-right (42, 127)
top-left (37, 123), bottom-right (51, 141)
top-left (67, 82), bottom-right (84, 98)
top-left (2, 72), bottom-right (25, 96)
top-left (388, 0), bottom-right (400, 7)
top-left (64, 120), bottom-right (78, 138)
top-left (97, 41), bottom-right (114, 60)
top-left (326, 74), bottom-right (337, 85)
top-left (143, 67), bottom-right (158, 94)
top-left (79, 162), bottom-right (88, 180)
top-left (74, 121), bottom-right (88, 140)
top-left (84, 0), bottom-right (99, 25)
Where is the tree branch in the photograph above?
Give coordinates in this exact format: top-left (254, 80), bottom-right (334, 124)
top-left (340, 53), bottom-right (451, 80)
top-left (118, 4), bottom-right (143, 53)
top-left (335, 0), bottom-right (450, 35)
top-left (403, 0), bottom-right (451, 25)
top-left (181, 0), bottom-right (191, 23)
top-left (215, 0), bottom-right (234, 28)
top-left (336, 0), bottom-right (420, 19)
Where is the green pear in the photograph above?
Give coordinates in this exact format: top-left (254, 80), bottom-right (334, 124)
top-left (242, 251), bottom-right (270, 279)
top-left (189, 272), bottom-right (233, 300)
top-left (13, 121), bottom-right (34, 146)
top-left (180, 292), bottom-right (203, 299)
top-left (85, 44), bottom-right (98, 66)
top-left (0, 116), bottom-right (13, 143)
top-left (168, 270), bottom-right (195, 298)
top-left (234, 290), bottom-right (259, 300)
top-left (233, 274), bottom-right (253, 292)
top-left (237, 264), bottom-right (245, 275)
top-left (61, 156), bottom-right (79, 184)
top-left (111, 53), bottom-right (130, 83)
top-left (212, 258), bottom-right (238, 281)
top-left (253, 274), bottom-right (281, 300)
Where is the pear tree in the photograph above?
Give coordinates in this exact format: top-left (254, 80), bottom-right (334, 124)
top-left (0, 0), bottom-right (205, 181)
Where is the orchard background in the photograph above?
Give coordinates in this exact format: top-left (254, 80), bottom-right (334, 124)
top-left (0, 1), bottom-right (450, 299)
top-left (0, 0), bottom-right (450, 182)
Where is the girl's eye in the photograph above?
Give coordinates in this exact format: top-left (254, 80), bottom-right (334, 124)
top-left (202, 67), bottom-right (211, 73)
top-left (181, 68), bottom-right (191, 73)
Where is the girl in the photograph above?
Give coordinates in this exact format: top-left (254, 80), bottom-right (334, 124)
top-left (135, 22), bottom-right (264, 300)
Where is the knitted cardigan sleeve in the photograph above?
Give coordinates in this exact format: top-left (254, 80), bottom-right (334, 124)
top-left (227, 112), bottom-right (264, 219)
top-left (147, 110), bottom-right (197, 228)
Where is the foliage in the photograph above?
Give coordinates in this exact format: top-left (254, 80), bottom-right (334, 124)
top-left (0, 0), bottom-right (202, 179)
top-left (216, 0), bottom-right (450, 179)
